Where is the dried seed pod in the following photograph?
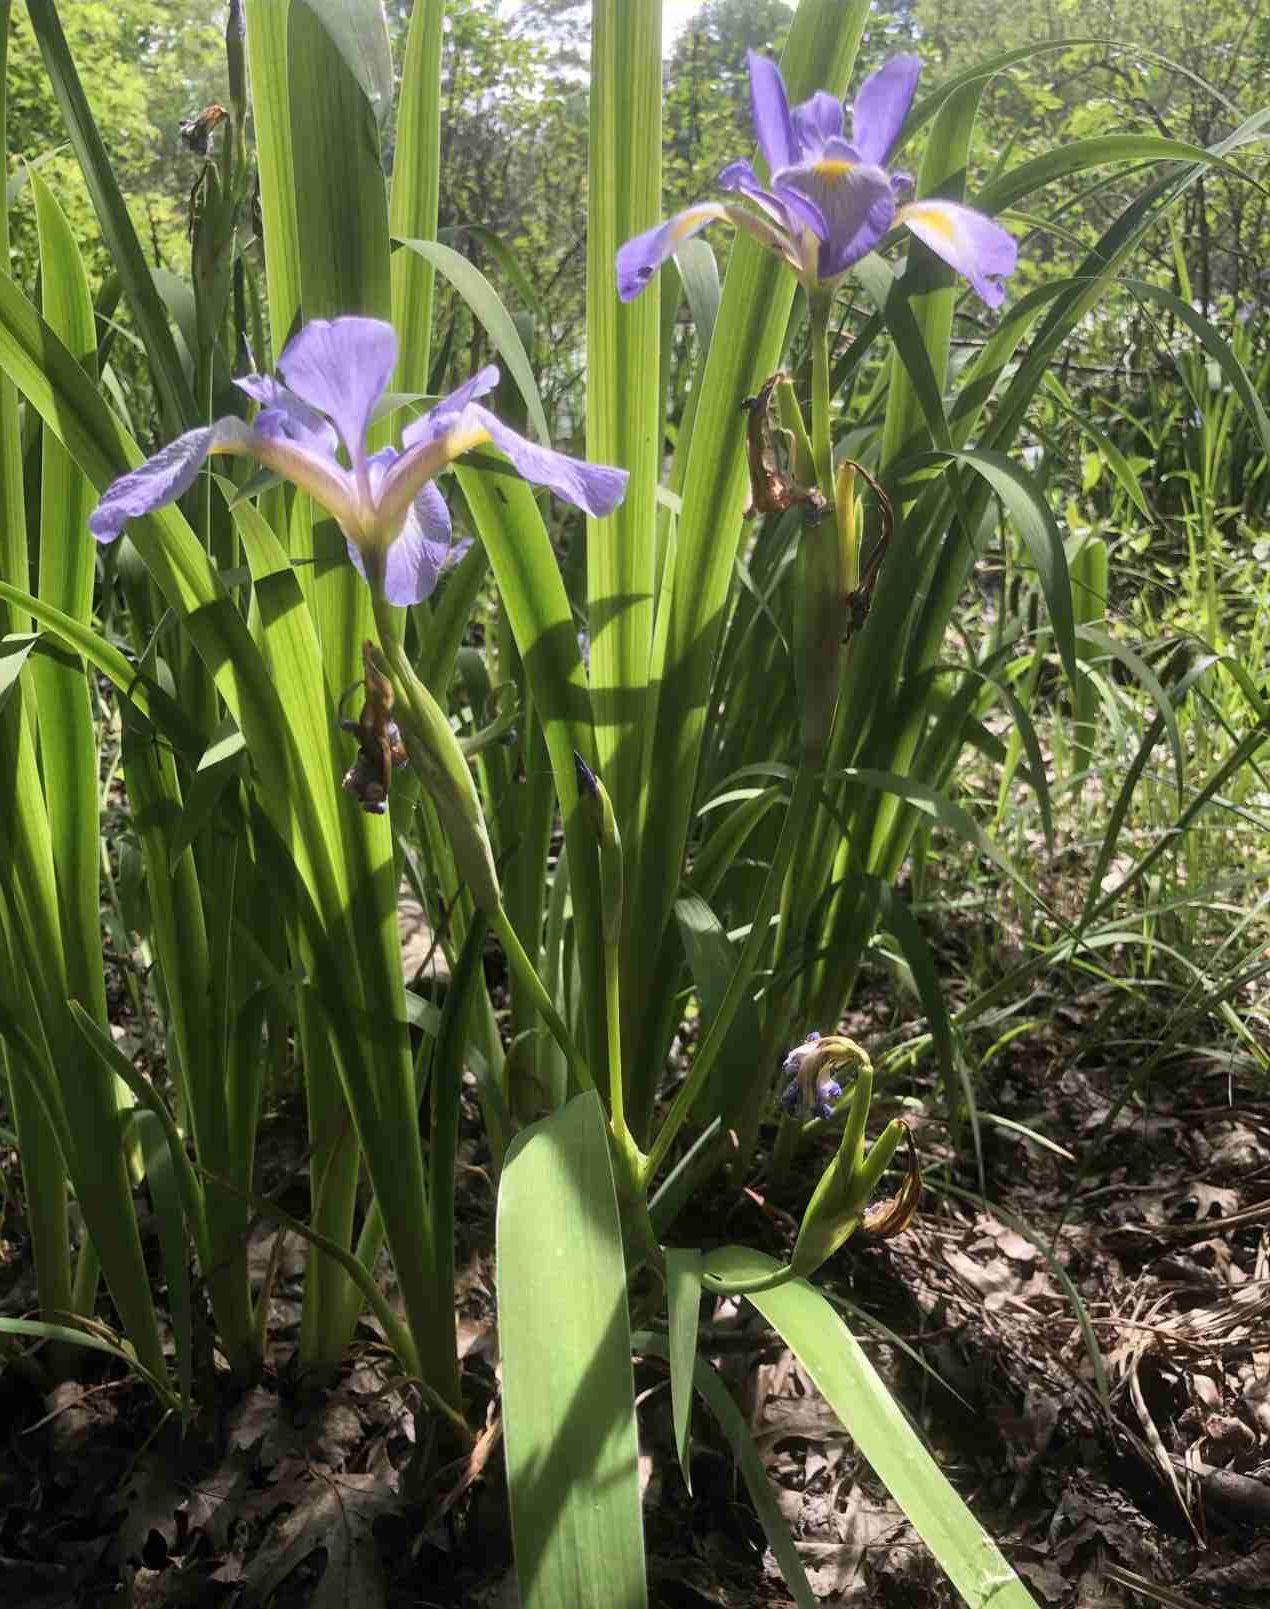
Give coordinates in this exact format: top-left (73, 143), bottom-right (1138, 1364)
top-left (860, 1124), bottom-right (922, 1240)
top-left (340, 641), bottom-right (408, 814)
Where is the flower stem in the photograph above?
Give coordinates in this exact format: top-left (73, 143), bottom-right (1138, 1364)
top-left (370, 591), bottom-right (594, 1098)
top-left (808, 290), bottom-right (836, 503)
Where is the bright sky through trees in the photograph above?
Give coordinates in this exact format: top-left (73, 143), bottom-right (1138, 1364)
top-left (500, 0), bottom-right (713, 53)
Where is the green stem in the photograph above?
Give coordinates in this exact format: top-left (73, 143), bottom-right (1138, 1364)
top-left (701, 1262), bottom-right (798, 1296)
top-left (605, 932), bottom-right (628, 1148)
top-left (641, 759), bottom-right (821, 1187)
top-left (808, 290), bottom-right (836, 503)
top-left (372, 588), bottom-right (593, 1100)
top-left (490, 905), bottom-right (594, 1097)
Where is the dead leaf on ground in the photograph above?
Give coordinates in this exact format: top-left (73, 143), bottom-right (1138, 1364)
top-left (236, 1468), bottom-right (400, 1609)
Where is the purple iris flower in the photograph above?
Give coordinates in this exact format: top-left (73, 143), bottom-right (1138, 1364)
top-left (618, 53), bottom-right (1016, 309)
top-left (778, 1030), bottom-right (843, 1120)
top-left (90, 316), bottom-right (628, 606)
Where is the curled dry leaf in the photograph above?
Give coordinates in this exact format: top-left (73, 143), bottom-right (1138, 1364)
top-left (861, 1126), bottom-right (921, 1241)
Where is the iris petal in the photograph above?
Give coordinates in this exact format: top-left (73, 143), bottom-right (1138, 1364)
top-left (791, 90), bottom-right (845, 156)
top-left (746, 51), bottom-right (797, 174)
top-left (347, 480), bottom-right (462, 606)
top-left (474, 406), bottom-right (629, 516)
top-left (275, 316), bottom-right (397, 473)
top-left (775, 160), bottom-right (895, 279)
top-left (721, 159), bottom-right (829, 241)
top-left (400, 366), bottom-right (500, 453)
top-left (898, 200), bottom-right (1017, 308)
top-left (382, 388), bottom-right (628, 536)
top-left (851, 54), bottom-right (921, 166)
top-left (235, 372), bottom-right (339, 456)
top-left (615, 204), bottom-right (730, 301)
top-left (88, 418), bottom-right (255, 542)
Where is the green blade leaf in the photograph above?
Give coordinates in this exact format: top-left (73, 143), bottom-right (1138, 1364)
top-left (133, 1109), bottom-right (194, 1417)
top-left (298, 0), bottom-right (394, 132)
top-left (586, 0), bottom-right (662, 842)
top-left (245, 0), bottom-right (301, 346)
top-left (665, 1248), bottom-right (702, 1493)
top-left (390, 0), bottom-right (445, 389)
top-left (634, 1330), bottom-right (817, 1609)
top-left (24, 0), bottom-right (195, 431)
top-left (429, 912), bottom-right (488, 1336)
top-left (674, 891), bottom-right (761, 1121)
top-left (396, 238), bottom-right (550, 445)
top-left (709, 1251), bottom-right (1040, 1608)
top-left (0, 1317), bottom-right (177, 1408)
top-left (674, 238), bottom-right (720, 361)
top-left (910, 448), bottom-right (1077, 686)
top-left (31, 167), bottom-right (108, 1025)
top-left (0, 633), bottom-right (39, 713)
top-left (974, 134), bottom-right (1259, 216)
top-left (497, 1090), bottom-right (647, 1609)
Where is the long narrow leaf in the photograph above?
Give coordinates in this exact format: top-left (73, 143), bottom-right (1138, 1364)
top-left (24, 0), bottom-right (194, 430)
top-left (707, 1249), bottom-right (1039, 1608)
top-left (498, 1090), bottom-right (646, 1609)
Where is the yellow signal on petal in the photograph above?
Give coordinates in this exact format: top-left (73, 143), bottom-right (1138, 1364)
top-left (671, 205), bottom-right (720, 241)
top-left (901, 203), bottom-right (956, 240)
top-left (812, 159), bottom-right (854, 184)
top-left (444, 424), bottom-right (493, 458)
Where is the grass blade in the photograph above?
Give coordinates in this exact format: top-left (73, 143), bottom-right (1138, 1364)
top-left (665, 1247), bottom-right (702, 1492)
top-left (24, 0), bottom-right (195, 431)
top-left (634, 1330), bottom-right (817, 1609)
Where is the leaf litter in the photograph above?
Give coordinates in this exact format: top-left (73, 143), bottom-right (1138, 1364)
top-left (2, 961), bottom-right (1270, 1606)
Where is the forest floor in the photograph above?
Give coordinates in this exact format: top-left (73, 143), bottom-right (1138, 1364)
top-left (2, 925), bottom-right (1268, 1608)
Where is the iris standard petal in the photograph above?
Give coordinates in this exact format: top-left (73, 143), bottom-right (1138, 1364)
top-left (898, 200), bottom-right (1017, 308)
top-left (721, 159), bottom-right (830, 241)
top-left (275, 316), bottom-right (397, 472)
top-left (615, 204), bottom-right (731, 301)
top-left (474, 406), bottom-right (629, 516)
top-left (851, 54), bottom-right (921, 166)
top-left (235, 372), bottom-right (339, 456)
top-left (776, 159), bottom-right (895, 278)
top-left (791, 90), bottom-right (845, 157)
top-left (746, 51), bottom-right (797, 173)
top-left (88, 418), bottom-right (255, 542)
top-left (400, 365), bottom-right (500, 452)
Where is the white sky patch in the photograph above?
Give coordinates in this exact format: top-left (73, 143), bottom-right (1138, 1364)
top-left (661, 0), bottom-right (706, 51)
top-left (500, 1), bottom-right (708, 57)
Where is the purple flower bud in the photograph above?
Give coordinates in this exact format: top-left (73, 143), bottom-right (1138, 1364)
top-left (814, 1078), bottom-right (842, 1120)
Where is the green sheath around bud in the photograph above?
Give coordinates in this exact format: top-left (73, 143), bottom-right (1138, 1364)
top-left (573, 752), bottom-right (623, 945)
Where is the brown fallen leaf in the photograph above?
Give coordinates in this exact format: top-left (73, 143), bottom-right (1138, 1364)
top-left (238, 1468), bottom-right (400, 1609)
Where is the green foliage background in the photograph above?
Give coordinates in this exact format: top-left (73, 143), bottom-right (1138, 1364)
top-left (8, 0), bottom-right (1270, 441)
